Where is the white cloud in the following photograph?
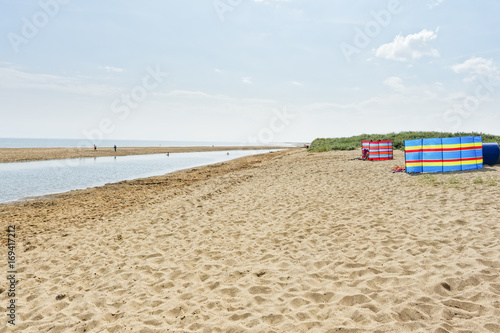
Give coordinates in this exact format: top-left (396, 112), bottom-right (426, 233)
top-left (253, 0), bottom-right (290, 2)
top-left (383, 76), bottom-right (404, 90)
top-left (291, 81), bottom-right (303, 87)
top-left (428, 0), bottom-right (445, 9)
top-left (375, 29), bottom-right (440, 62)
top-left (242, 77), bottom-right (252, 84)
top-left (0, 67), bottom-right (119, 96)
top-left (162, 90), bottom-right (214, 99)
top-left (99, 66), bottom-right (124, 73)
top-left (451, 57), bottom-right (499, 81)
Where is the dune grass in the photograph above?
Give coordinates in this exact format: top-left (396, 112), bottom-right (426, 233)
top-left (308, 131), bottom-right (500, 152)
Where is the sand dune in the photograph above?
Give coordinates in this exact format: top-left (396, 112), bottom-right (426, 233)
top-left (1, 149), bottom-right (500, 332)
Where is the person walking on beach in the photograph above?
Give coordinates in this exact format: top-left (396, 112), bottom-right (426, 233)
top-left (114, 145), bottom-right (117, 152)
top-left (94, 144), bottom-right (97, 151)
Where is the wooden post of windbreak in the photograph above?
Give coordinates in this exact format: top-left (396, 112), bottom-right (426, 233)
top-left (403, 137), bottom-right (406, 169)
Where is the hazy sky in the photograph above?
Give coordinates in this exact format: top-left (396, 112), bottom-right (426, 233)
top-left (1, 0), bottom-right (499, 143)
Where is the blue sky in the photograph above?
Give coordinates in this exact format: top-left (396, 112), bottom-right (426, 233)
top-left (1, 0), bottom-right (499, 143)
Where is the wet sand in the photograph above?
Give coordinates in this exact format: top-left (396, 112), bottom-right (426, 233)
top-left (1, 149), bottom-right (500, 332)
top-left (0, 146), bottom-right (293, 163)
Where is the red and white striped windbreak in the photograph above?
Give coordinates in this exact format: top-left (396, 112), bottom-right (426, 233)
top-left (361, 141), bottom-right (393, 161)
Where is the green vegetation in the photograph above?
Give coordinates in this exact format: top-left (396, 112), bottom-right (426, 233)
top-left (473, 176), bottom-right (484, 184)
top-left (448, 176), bottom-right (460, 185)
top-left (487, 177), bottom-right (499, 186)
top-left (417, 174), bottom-right (499, 188)
top-left (473, 176), bottom-right (499, 186)
top-left (420, 174), bottom-right (441, 186)
top-left (308, 131), bottom-right (500, 152)
top-left (473, 176), bottom-right (498, 186)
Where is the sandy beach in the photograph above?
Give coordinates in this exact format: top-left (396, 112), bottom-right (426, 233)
top-left (0, 146), bottom-right (292, 163)
top-left (1, 149), bottom-right (500, 332)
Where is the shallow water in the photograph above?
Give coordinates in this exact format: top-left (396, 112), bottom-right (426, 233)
top-left (0, 150), bottom-right (274, 204)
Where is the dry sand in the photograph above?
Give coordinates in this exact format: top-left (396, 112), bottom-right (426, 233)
top-left (1, 149), bottom-right (500, 332)
top-left (0, 146), bottom-right (292, 163)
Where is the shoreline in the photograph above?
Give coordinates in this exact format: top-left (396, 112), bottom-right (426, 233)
top-left (0, 149), bottom-right (290, 239)
top-left (0, 150), bottom-right (283, 205)
top-left (0, 146), bottom-right (295, 163)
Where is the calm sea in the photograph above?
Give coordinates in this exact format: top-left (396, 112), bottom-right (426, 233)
top-left (0, 150), bottom-right (280, 203)
top-left (0, 138), bottom-right (296, 148)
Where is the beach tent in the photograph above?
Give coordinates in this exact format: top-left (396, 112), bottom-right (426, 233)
top-left (482, 143), bottom-right (500, 166)
top-left (405, 136), bottom-right (483, 173)
top-left (361, 141), bottom-right (393, 161)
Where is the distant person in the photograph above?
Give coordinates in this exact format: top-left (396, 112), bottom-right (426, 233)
top-left (114, 145), bottom-right (117, 152)
top-left (94, 144), bottom-right (97, 151)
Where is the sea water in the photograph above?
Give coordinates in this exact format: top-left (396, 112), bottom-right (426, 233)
top-left (0, 138), bottom-right (295, 148)
top-left (0, 150), bottom-right (276, 204)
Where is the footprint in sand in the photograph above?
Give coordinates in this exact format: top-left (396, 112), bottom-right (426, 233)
top-left (338, 294), bottom-right (370, 306)
top-left (305, 292), bottom-right (334, 304)
top-left (261, 314), bottom-right (284, 325)
top-left (442, 299), bottom-right (482, 314)
top-left (248, 286), bottom-right (272, 295)
top-left (290, 297), bottom-right (311, 309)
top-left (219, 287), bottom-right (241, 297)
top-left (484, 323), bottom-right (500, 332)
top-left (396, 307), bottom-right (427, 322)
top-left (253, 296), bottom-right (270, 305)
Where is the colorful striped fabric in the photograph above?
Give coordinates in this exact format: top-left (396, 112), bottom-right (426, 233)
top-left (362, 141), bottom-right (370, 152)
top-left (442, 137), bottom-right (461, 172)
top-left (405, 136), bottom-right (483, 173)
top-left (361, 141), bottom-right (394, 161)
top-left (379, 141), bottom-right (394, 160)
top-left (405, 139), bottom-right (423, 173)
top-left (423, 138), bottom-right (443, 173)
top-left (369, 141), bottom-right (380, 160)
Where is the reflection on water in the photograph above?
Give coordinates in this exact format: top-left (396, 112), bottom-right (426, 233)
top-left (0, 150), bottom-right (274, 204)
